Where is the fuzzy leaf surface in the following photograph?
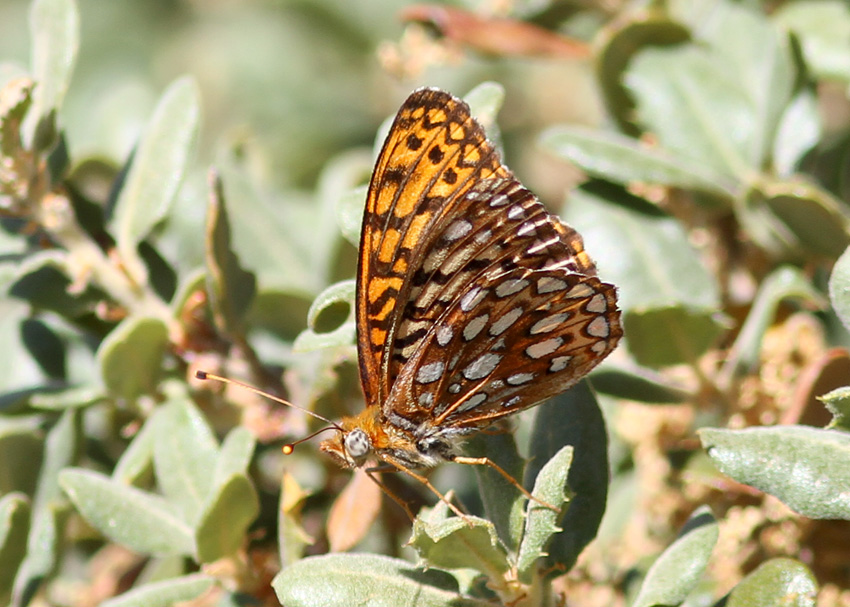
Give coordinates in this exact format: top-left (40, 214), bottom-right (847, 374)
top-left (701, 426), bottom-right (850, 519)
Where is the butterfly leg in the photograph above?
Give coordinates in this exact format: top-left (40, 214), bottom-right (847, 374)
top-left (452, 456), bottom-right (560, 512)
top-left (369, 461), bottom-right (473, 524)
top-left (363, 465), bottom-right (418, 521)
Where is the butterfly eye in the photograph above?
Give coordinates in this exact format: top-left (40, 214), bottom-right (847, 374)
top-left (344, 428), bottom-right (371, 460)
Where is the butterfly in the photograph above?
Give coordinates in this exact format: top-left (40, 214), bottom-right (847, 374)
top-left (314, 88), bottom-right (623, 516)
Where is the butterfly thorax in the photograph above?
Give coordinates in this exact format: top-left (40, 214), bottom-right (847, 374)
top-left (319, 405), bottom-right (469, 471)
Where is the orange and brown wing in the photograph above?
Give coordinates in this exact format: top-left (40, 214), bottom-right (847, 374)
top-left (391, 268), bottom-right (621, 430)
top-left (356, 89), bottom-right (511, 408)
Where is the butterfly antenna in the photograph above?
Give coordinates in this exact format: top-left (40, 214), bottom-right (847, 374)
top-left (194, 370), bottom-right (343, 434)
top-left (281, 426), bottom-right (340, 455)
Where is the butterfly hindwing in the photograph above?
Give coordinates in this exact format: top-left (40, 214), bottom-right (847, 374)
top-left (386, 266), bottom-right (621, 430)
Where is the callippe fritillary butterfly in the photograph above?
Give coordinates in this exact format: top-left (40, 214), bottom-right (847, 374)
top-left (200, 87), bottom-right (622, 518)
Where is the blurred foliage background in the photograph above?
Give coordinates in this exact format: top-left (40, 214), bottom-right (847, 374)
top-left (2, 0), bottom-right (850, 606)
top-left (0, 0), bottom-right (601, 190)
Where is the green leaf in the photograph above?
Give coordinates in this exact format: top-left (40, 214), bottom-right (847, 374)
top-left (59, 468), bottom-right (195, 556)
top-left (595, 14), bottom-right (691, 135)
top-left (272, 553), bottom-right (488, 607)
top-left (33, 409), bottom-right (79, 510)
top-left (722, 266), bottom-right (824, 382)
top-left (19, 318), bottom-right (64, 379)
top-left (12, 410), bottom-right (79, 606)
top-left (589, 365), bottom-right (690, 404)
top-left (26, 0), bottom-right (78, 149)
top-left (773, 0), bottom-right (850, 82)
top-left (700, 426), bottom-right (850, 519)
top-left (100, 574), bottom-right (216, 607)
top-left (0, 420), bottom-right (43, 496)
top-left (11, 502), bottom-right (63, 607)
top-left (204, 171), bottom-right (257, 335)
top-left (563, 185), bottom-right (724, 368)
top-left (169, 268), bottom-right (205, 321)
top-left (627, 4), bottom-right (797, 183)
top-left (516, 446), bottom-right (573, 583)
top-left (109, 76), bottom-right (200, 286)
top-left (524, 383), bottom-right (608, 578)
top-left (215, 158), bottom-right (315, 296)
top-left (773, 90), bottom-right (821, 177)
top-left (29, 385), bottom-right (105, 410)
top-left (631, 506), bottom-right (718, 607)
top-left (627, 45), bottom-right (751, 182)
top-left (112, 414), bottom-right (156, 486)
top-left (541, 125), bottom-right (733, 197)
top-left (286, 277), bottom-right (351, 351)
top-left (9, 252), bottom-right (102, 319)
top-left (761, 181), bottom-right (850, 259)
top-left (306, 279), bottom-right (355, 329)
top-left (337, 184), bottom-right (367, 246)
top-left (416, 498), bottom-right (452, 527)
top-left (726, 558), bottom-right (817, 607)
top-left (214, 426), bottom-right (256, 485)
top-left (130, 555), bottom-right (190, 589)
top-left (818, 387), bottom-right (850, 431)
top-left (0, 493), bottom-right (30, 604)
top-left (563, 184), bottom-right (720, 312)
top-left (195, 473), bottom-right (259, 563)
top-left (830, 245), bottom-right (850, 332)
top-left (463, 81), bottom-right (505, 132)
top-left (737, 186), bottom-right (799, 257)
top-left (465, 431), bottom-right (526, 552)
top-left (410, 514), bottom-right (510, 578)
top-left (0, 298), bottom-right (53, 396)
top-left (625, 306), bottom-right (726, 369)
top-left (293, 322), bottom-right (357, 353)
top-left (315, 150), bottom-right (370, 279)
top-left (696, 4), bottom-right (797, 167)
top-left (97, 316), bottom-right (169, 401)
top-left (152, 397), bottom-right (218, 526)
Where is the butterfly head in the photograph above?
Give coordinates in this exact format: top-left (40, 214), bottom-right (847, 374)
top-left (319, 406), bottom-right (387, 468)
top-left (320, 427), bottom-right (372, 468)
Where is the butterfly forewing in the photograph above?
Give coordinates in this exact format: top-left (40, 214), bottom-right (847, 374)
top-left (358, 89), bottom-right (511, 406)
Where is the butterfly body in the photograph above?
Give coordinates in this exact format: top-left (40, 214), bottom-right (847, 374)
top-left (319, 88), bottom-right (622, 508)
top-left (321, 405), bottom-right (470, 471)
